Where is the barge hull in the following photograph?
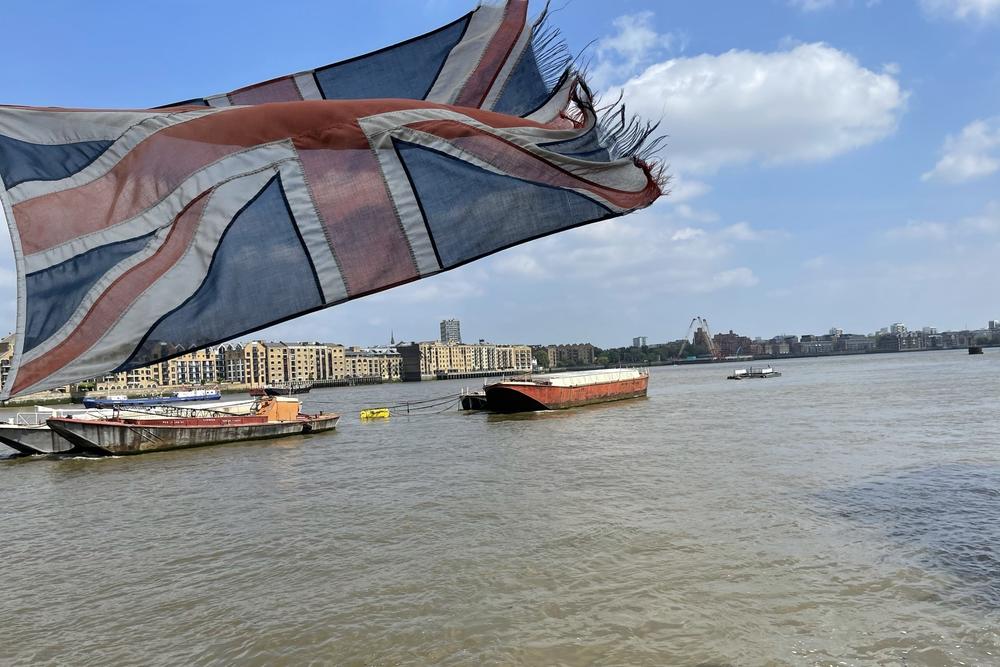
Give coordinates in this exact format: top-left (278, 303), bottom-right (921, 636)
top-left (0, 425), bottom-right (72, 455)
top-left (460, 392), bottom-right (489, 410)
top-left (264, 388), bottom-right (312, 396)
top-left (485, 376), bottom-right (648, 413)
top-left (46, 415), bottom-right (339, 456)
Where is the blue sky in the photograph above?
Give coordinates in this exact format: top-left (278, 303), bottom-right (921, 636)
top-left (1, 0), bottom-right (998, 347)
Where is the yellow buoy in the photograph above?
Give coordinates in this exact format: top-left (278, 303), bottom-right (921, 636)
top-left (359, 407), bottom-right (390, 420)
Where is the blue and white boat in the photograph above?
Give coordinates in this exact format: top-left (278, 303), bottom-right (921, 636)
top-left (82, 388), bottom-right (222, 408)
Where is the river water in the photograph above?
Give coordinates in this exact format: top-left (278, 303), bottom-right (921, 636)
top-left (2, 350), bottom-right (999, 665)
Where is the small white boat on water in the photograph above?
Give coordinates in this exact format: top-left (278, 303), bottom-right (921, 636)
top-left (727, 366), bottom-right (782, 380)
top-left (82, 388), bottom-right (223, 408)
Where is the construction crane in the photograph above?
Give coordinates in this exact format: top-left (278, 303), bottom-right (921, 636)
top-left (675, 316), bottom-right (721, 359)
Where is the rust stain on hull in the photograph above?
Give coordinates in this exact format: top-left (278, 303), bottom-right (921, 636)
top-left (46, 415), bottom-right (339, 456)
top-left (484, 376), bottom-right (648, 413)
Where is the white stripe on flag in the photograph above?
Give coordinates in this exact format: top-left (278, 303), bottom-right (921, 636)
top-left (278, 159), bottom-right (348, 303)
top-left (206, 94), bottom-right (232, 108)
top-left (425, 4), bottom-right (505, 105)
top-left (359, 117), bottom-right (441, 276)
top-left (16, 167), bottom-right (283, 395)
top-left (293, 73), bottom-right (324, 101)
top-left (23, 140), bottom-right (301, 274)
top-left (480, 16), bottom-right (533, 111)
top-left (8, 108), bottom-right (223, 205)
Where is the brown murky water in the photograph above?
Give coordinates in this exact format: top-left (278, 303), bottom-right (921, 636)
top-left (3, 350), bottom-right (999, 665)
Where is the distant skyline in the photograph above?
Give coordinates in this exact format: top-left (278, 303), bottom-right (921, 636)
top-left (0, 0), bottom-right (998, 348)
top-left (345, 315), bottom-right (998, 350)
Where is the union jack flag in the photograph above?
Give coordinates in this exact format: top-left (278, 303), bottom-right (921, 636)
top-left (0, 0), bottom-right (662, 398)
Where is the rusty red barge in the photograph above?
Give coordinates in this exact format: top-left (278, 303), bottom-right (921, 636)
top-left (483, 368), bottom-right (649, 413)
top-left (45, 397), bottom-right (338, 456)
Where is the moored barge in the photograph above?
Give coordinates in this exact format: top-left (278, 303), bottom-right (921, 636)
top-left (264, 382), bottom-right (313, 396)
top-left (0, 423), bottom-right (70, 456)
top-left (459, 388), bottom-right (489, 410)
top-left (46, 397), bottom-right (338, 456)
top-left (483, 368), bottom-right (648, 413)
top-left (0, 400), bottom-right (260, 456)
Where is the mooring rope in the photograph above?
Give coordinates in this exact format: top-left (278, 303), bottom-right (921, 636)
top-left (387, 398), bottom-right (461, 416)
top-left (308, 393), bottom-right (463, 411)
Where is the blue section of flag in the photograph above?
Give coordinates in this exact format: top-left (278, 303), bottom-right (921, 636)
top-left (121, 175), bottom-right (324, 370)
top-left (0, 134), bottom-right (113, 189)
top-left (492, 44), bottom-right (550, 117)
top-left (23, 232), bottom-right (156, 353)
top-left (159, 98), bottom-right (210, 108)
top-left (314, 14), bottom-right (470, 100)
top-left (541, 125), bottom-right (611, 161)
top-left (394, 139), bottom-right (612, 268)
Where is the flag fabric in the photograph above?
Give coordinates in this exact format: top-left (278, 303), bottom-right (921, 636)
top-left (166, 0), bottom-right (573, 117)
top-left (0, 0), bottom-right (663, 398)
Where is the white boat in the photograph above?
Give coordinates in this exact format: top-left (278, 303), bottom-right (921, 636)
top-left (727, 366), bottom-right (782, 380)
top-left (82, 388), bottom-right (222, 408)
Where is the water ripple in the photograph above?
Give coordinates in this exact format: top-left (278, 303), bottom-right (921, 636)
top-left (2, 351), bottom-right (1000, 665)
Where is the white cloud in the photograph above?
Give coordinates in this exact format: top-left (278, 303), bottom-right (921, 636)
top-left (886, 220), bottom-right (950, 241)
top-left (0, 267), bottom-right (15, 288)
top-left (724, 222), bottom-right (765, 241)
top-left (492, 253), bottom-right (548, 279)
top-left (922, 117), bottom-right (1000, 183)
top-left (788, 0), bottom-right (885, 10)
top-left (616, 42), bottom-right (906, 173)
top-left (886, 202), bottom-right (1000, 240)
top-left (366, 272), bottom-right (484, 303)
top-left (920, 0), bottom-right (1000, 21)
top-left (666, 174), bottom-right (711, 203)
top-left (572, 217), bottom-right (642, 242)
top-left (478, 202), bottom-right (778, 298)
top-left (704, 268), bottom-right (759, 291)
top-left (590, 12), bottom-right (685, 88)
top-left (665, 174), bottom-right (716, 221)
top-left (789, 0), bottom-right (838, 11)
top-left (671, 227), bottom-right (705, 241)
top-left (802, 255), bottom-right (829, 270)
top-left (674, 203), bottom-right (719, 223)
top-left (963, 201), bottom-right (1000, 233)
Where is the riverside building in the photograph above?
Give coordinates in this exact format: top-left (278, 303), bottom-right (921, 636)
top-left (712, 330), bottom-right (753, 358)
top-left (440, 319), bottom-right (462, 344)
top-left (94, 341), bottom-right (349, 390)
top-left (397, 341), bottom-right (531, 381)
top-left (544, 343), bottom-right (596, 367)
top-left (345, 346), bottom-right (402, 381)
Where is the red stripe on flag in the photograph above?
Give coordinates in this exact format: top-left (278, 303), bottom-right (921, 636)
top-left (14, 100), bottom-right (556, 256)
top-left (299, 148), bottom-right (418, 295)
top-left (12, 194), bottom-right (211, 394)
top-left (14, 134), bottom-right (239, 255)
top-left (453, 0), bottom-right (528, 108)
top-left (229, 77), bottom-right (304, 105)
top-left (407, 120), bottom-right (660, 209)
